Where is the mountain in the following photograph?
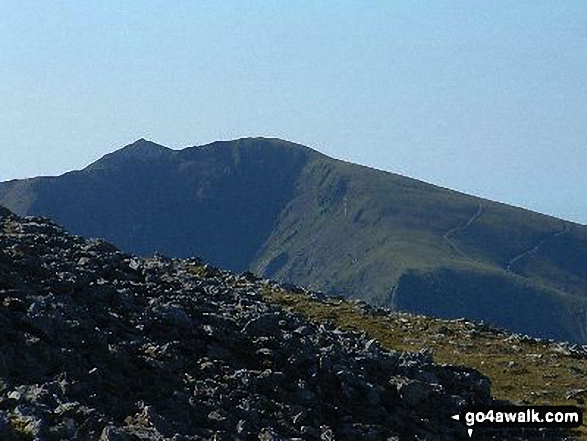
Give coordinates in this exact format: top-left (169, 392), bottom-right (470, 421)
top-left (0, 208), bottom-right (498, 440)
top-left (1, 138), bottom-right (587, 343)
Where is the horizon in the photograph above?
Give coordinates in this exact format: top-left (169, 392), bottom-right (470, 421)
top-left (3, 135), bottom-right (585, 227)
top-left (1, 1), bottom-right (586, 224)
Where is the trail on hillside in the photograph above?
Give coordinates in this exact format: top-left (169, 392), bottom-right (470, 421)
top-left (506, 222), bottom-right (572, 272)
top-left (443, 201), bottom-right (484, 261)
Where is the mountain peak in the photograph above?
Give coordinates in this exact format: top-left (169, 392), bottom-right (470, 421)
top-left (119, 138), bottom-right (170, 156)
top-left (84, 139), bottom-right (171, 171)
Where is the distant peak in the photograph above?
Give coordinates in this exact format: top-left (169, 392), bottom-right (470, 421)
top-left (84, 139), bottom-right (172, 171)
top-left (112, 139), bottom-right (172, 160)
top-left (123, 138), bottom-right (169, 153)
top-left (192, 137), bottom-right (325, 159)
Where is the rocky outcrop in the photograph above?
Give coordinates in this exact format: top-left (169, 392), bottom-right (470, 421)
top-left (0, 208), bottom-right (497, 440)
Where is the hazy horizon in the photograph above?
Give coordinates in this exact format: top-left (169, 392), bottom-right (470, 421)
top-left (4, 136), bottom-right (586, 227)
top-left (1, 1), bottom-right (586, 224)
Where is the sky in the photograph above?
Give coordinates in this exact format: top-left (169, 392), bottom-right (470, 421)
top-left (1, 1), bottom-right (586, 224)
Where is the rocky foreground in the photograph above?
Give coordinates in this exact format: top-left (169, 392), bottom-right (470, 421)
top-left (0, 207), bottom-right (509, 440)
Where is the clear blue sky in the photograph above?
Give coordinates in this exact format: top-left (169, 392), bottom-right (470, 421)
top-left (1, 1), bottom-right (586, 224)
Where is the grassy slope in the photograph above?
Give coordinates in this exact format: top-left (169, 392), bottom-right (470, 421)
top-left (255, 155), bottom-right (587, 300)
top-left (252, 154), bottom-right (587, 342)
top-left (262, 287), bottom-right (587, 436)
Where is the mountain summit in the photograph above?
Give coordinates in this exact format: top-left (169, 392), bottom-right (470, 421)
top-left (119, 138), bottom-right (169, 154)
top-left (1, 138), bottom-right (586, 342)
top-left (85, 139), bottom-right (171, 171)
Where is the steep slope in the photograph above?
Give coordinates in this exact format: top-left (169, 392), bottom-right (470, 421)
top-left (0, 208), bottom-right (497, 440)
top-left (1, 138), bottom-right (587, 343)
top-left (0, 139), bottom-right (315, 272)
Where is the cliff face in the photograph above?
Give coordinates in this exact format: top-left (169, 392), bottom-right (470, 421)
top-left (0, 208), bottom-right (494, 440)
top-left (1, 138), bottom-right (587, 343)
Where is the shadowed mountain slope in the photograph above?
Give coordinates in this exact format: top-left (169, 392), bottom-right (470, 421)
top-left (1, 138), bottom-right (587, 342)
top-left (0, 139), bottom-right (314, 272)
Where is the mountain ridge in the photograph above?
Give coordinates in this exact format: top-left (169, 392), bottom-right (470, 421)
top-left (1, 138), bottom-right (586, 343)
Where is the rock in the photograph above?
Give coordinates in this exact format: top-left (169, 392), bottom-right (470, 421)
top-left (100, 425), bottom-right (130, 441)
top-left (242, 314), bottom-right (281, 337)
top-left (0, 411), bottom-right (17, 441)
top-left (0, 206), bottom-right (12, 218)
top-left (394, 379), bottom-right (429, 407)
top-left (0, 212), bottom-right (501, 440)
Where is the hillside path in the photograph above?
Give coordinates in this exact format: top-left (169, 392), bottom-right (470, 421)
top-left (506, 222), bottom-right (572, 272)
top-left (443, 201), bottom-right (484, 260)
